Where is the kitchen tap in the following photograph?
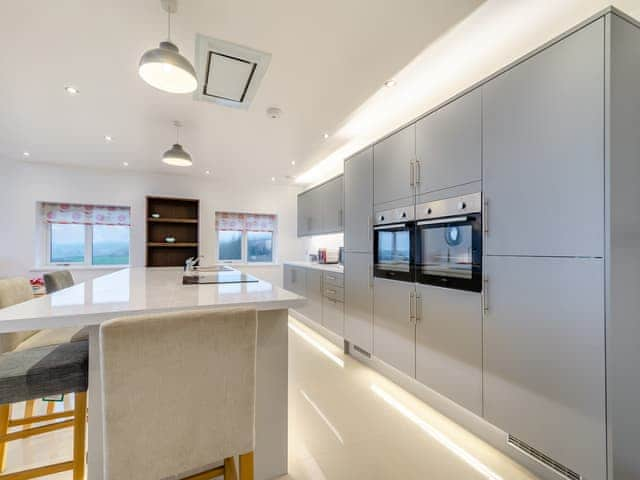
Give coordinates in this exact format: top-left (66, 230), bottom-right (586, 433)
top-left (184, 256), bottom-right (203, 272)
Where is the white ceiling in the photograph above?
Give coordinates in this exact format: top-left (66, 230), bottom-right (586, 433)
top-left (0, 0), bottom-right (483, 183)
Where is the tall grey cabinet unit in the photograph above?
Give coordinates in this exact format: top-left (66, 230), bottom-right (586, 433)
top-left (482, 18), bottom-right (604, 257)
top-left (415, 285), bottom-right (482, 417)
top-left (373, 278), bottom-right (415, 377)
top-left (483, 256), bottom-right (606, 480)
top-left (344, 147), bottom-right (374, 353)
top-left (373, 125), bottom-right (415, 206)
top-left (415, 89), bottom-right (481, 195)
top-left (344, 148), bottom-right (373, 253)
top-left (606, 12), bottom-right (640, 480)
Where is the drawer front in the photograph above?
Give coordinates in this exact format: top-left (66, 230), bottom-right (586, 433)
top-left (323, 296), bottom-right (344, 337)
top-left (323, 272), bottom-right (344, 288)
top-left (324, 285), bottom-right (344, 302)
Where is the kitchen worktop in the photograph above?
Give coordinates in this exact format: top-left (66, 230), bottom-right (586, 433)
top-left (283, 261), bottom-right (344, 274)
top-left (0, 267), bottom-right (305, 333)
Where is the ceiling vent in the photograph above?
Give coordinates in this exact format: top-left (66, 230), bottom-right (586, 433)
top-left (193, 34), bottom-right (271, 110)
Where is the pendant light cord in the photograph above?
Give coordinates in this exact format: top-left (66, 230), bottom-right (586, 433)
top-left (167, 7), bottom-right (171, 42)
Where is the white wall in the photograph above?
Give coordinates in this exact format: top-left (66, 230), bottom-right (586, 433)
top-left (0, 162), bottom-right (306, 287)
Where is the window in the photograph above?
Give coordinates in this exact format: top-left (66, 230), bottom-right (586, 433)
top-left (41, 203), bottom-right (131, 267)
top-left (215, 212), bottom-right (277, 263)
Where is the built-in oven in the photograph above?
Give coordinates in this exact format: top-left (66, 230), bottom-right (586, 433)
top-left (373, 206), bottom-right (415, 282)
top-left (415, 193), bottom-right (482, 292)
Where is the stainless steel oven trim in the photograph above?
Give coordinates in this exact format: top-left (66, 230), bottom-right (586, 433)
top-left (374, 223), bottom-right (408, 230)
top-left (416, 192), bottom-right (482, 221)
top-left (417, 216), bottom-right (469, 226)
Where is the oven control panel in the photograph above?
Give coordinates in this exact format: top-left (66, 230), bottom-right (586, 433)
top-left (416, 192), bottom-right (481, 220)
top-left (374, 205), bottom-right (416, 226)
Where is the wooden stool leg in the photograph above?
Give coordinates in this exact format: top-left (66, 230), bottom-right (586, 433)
top-left (72, 392), bottom-right (87, 480)
top-left (224, 457), bottom-right (237, 480)
top-left (46, 401), bottom-right (55, 415)
top-left (238, 452), bottom-right (253, 480)
top-left (23, 400), bottom-right (35, 429)
top-left (0, 405), bottom-right (9, 473)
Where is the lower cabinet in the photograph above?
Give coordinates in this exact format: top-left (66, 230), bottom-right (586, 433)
top-left (483, 256), bottom-right (606, 480)
top-left (415, 285), bottom-right (482, 416)
top-left (299, 269), bottom-right (322, 323)
top-left (322, 296), bottom-right (344, 336)
top-left (373, 278), bottom-right (415, 377)
top-left (344, 252), bottom-right (373, 352)
top-left (283, 264), bottom-right (306, 296)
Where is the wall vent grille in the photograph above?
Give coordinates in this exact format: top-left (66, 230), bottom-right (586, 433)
top-left (507, 435), bottom-right (581, 480)
top-left (352, 344), bottom-right (371, 358)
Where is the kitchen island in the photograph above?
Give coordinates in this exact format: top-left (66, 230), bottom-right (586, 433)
top-left (0, 267), bottom-right (305, 480)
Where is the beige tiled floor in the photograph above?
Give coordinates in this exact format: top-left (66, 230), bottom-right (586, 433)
top-left (2, 318), bottom-right (539, 479)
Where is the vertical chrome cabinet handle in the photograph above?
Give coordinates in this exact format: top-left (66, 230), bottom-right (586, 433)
top-left (368, 264), bottom-right (373, 289)
top-left (339, 209), bottom-right (344, 228)
top-left (409, 291), bottom-right (416, 323)
top-left (368, 215), bottom-right (373, 243)
top-left (410, 160), bottom-right (415, 187)
top-left (415, 160), bottom-right (421, 186)
top-left (482, 277), bottom-right (489, 313)
top-left (483, 199), bottom-right (489, 236)
top-left (415, 291), bottom-right (421, 322)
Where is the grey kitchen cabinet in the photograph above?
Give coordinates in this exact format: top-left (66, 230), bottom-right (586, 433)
top-left (373, 278), bottom-right (415, 377)
top-left (344, 147), bottom-right (373, 252)
top-left (344, 252), bottom-right (373, 353)
top-left (297, 175), bottom-right (344, 237)
top-left (483, 256), bottom-right (606, 480)
top-left (322, 296), bottom-right (344, 337)
top-left (283, 264), bottom-right (306, 296)
top-left (415, 284), bottom-right (482, 416)
top-left (298, 268), bottom-right (323, 324)
top-left (482, 19), bottom-right (604, 257)
top-left (415, 89), bottom-right (481, 195)
top-left (322, 176), bottom-right (344, 233)
top-left (373, 124), bottom-right (415, 206)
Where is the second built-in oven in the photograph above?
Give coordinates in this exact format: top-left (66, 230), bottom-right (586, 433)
top-left (373, 206), bottom-right (415, 282)
top-left (415, 193), bottom-right (482, 292)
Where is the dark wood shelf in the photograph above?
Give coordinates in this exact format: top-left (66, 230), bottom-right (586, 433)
top-left (146, 196), bottom-right (199, 267)
top-left (147, 218), bottom-right (198, 224)
top-left (147, 242), bottom-right (199, 247)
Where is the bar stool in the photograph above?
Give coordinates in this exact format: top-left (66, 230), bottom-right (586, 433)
top-left (0, 340), bottom-right (88, 479)
top-left (100, 308), bottom-right (257, 480)
top-left (0, 277), bottom-right (87, 422)
top-left (43, 271), bottom-right (74, 294)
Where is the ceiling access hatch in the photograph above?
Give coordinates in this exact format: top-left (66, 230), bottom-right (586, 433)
top-left (194, 34), bottom-right (271, 110)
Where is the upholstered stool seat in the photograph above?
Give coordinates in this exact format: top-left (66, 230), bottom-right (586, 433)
top-left (0, 341), bottom-right (88, 405)
top-left (15, 327), bottom-right (89, 352)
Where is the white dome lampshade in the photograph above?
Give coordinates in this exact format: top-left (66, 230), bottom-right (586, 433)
top-left (162, 143), bottom-right (193, 167)
top-left (139, 41), bottom-right (197, 94)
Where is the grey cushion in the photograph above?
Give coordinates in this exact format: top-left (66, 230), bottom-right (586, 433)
top-left (0, 340), bottom-right (88, 404)
top-left (44, 271), bottom-right (74, 293)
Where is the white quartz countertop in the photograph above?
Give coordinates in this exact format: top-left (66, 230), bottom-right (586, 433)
top-left (283, 261), bottom-right (344, 274)
top-left (0, 267), bottom-right (305, 333)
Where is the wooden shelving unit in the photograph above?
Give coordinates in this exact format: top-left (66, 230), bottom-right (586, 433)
top-left (146, 196), bottom-right (199, 267)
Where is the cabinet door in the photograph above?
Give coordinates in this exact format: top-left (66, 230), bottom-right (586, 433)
top-left (483, 256), bottom-right (606, 480)
top-left (483, 20), bottom-right (604, 257)
top-left (307, 187), bottom-right (324, 235)
top-left (299, 269), bottom-right (322, 324)
top-left (283, 265), bottom-right (294, 291)
top-left (373, 125), bottom-right (415, 206)
top-left (322, 176), bottom-right (344, 234)
top-left (415, 285), bottom-right (482, 416)
top-left (373, 278), bottom-right (415, 377)
top-left (415, 89), bottom-right (481, 194)
top-left (345, 148), bottom-right (373, 252)
top-left (344, 252), bottom-right (373, 352)
top-left (284, 265), bottom-right (306, 296)
top-left (322, 298), bottom-right (344, 336)
top-left (297, 193), bottom-right (310, 237)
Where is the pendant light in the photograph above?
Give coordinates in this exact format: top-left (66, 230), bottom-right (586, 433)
top-left (162, 121), bottom-right (193, 167)
top-left (138, 0), bottom-right (197, 94)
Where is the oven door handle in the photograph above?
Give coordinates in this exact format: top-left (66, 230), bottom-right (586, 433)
top-left (374, 223), bottom-right (407, 230)
top-left (416, 216), bottom-right (468, 226)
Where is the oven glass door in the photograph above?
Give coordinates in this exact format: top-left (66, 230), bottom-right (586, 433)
top-left (415, 214), bottom-right (481, 291)
top-left (374, 223), bottom-right (414, 282)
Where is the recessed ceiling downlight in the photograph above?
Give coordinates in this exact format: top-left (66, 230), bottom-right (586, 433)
top-left (64, 86), bottom-right (79, 95)
top-left (162, 121), bottom-right (192, 167)
top-left (139, 1), bottom-right (197, 94)
top-left (23, 151), bottom-right (30, 157)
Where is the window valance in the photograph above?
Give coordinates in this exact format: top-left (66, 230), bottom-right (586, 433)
top-left (215, 212), bottom-right (276, 232)
top-left (42, 202), bottom-right (131, 226)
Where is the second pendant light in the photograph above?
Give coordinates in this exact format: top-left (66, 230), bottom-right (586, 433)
top-left (162, 121), bottom-right (193, 167)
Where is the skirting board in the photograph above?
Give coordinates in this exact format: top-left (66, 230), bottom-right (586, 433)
top-left (288, 309), bottom-right (558, 480)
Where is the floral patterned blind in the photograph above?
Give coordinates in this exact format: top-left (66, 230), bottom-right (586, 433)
top-left (215, 212), bottom-right (276, 232)
top-left (42, 202), bottom-right (131, 226)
